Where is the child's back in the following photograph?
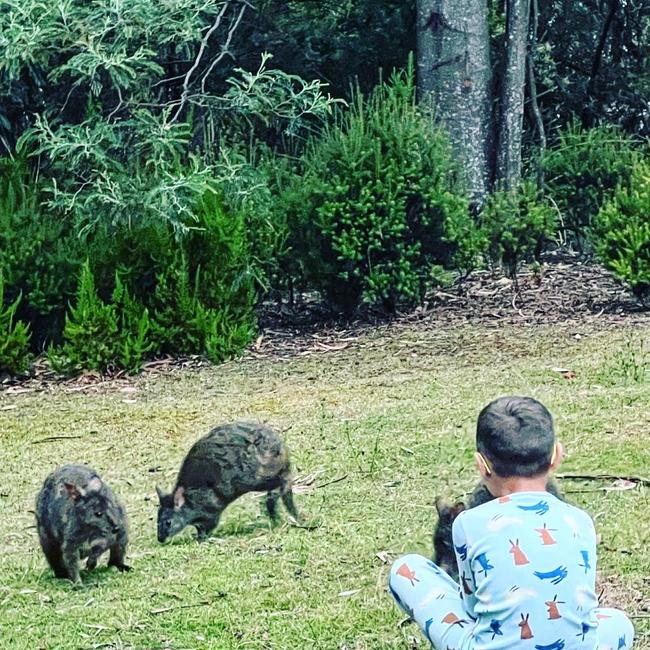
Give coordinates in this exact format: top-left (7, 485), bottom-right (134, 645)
top-left (388, 396), bottom-right (634, 650)
top-left (454, 491), bottom-right (597, 650)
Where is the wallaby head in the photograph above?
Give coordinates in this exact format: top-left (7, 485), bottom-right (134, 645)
top-left (156, 486), bottom-right (192, 542)
top-left (63, 476), bottom-right (123, 539)
top-left (432, 497), bottom-right (465, 576)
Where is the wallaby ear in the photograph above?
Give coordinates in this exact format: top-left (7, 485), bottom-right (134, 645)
top-left (87, 477), bottom-right (103, 492)
top-left (63, 482), bottom-right (85, 500)
top-left (173, 486), bottom-right (185, 509)
top-left (155, 486), bottom-right (165, 502)
top-left (435, 496), bottom-right (448, 515)
top-left (450, 501), bottom-right (466, 519)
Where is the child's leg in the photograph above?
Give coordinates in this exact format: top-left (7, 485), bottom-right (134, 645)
top-left (594, 607), bottom-right (635, 650)
top-left (389, 554), bottom-right (474, 650)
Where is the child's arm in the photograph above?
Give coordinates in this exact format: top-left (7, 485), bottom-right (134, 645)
top-left (452, 513), bottom-right (478, 619)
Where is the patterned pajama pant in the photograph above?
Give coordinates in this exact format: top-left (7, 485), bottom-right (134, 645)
top-left (389, 554), bottom-right (635, 650)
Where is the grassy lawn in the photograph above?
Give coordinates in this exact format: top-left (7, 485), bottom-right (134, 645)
top-left (1, 322), bottom-right (648, 649)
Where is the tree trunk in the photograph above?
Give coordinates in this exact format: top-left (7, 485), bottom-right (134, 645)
top-left (495, 0), bottom-right (530, 190)
top-left (416, 0), bottom-right (493, 208)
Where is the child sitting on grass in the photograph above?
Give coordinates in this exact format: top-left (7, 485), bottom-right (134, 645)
top-left (389, 396), bottom-right (634, 650)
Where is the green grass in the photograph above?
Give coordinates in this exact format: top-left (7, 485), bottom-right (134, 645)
top-left (0, 323), bottom-right (648, 649)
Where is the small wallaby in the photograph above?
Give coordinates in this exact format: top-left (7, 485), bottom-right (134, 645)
top-left (35, 464), bottom-right (130, 584)
top-left (433, 479), bottom-right (563, 579)
top-left (156, 421), bottom-right (299, 542)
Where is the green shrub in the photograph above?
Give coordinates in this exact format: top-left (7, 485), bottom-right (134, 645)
top-left (481, 181), bottom-right (557, 280)
top-left (592, 161), bottom-right (650, 303)
top-left (52, 190), bottom-right (256, 373)
top-left (51, 262), bottom-right (154, 374)
top-left (0, 157), bottom-right (79, 346)
top-left (150, 257), bottom-right (253, 362)
top-left (288, 68), bottom-right (471, 312)
top-left (51, 261), bottom-right (121, 374)
top-left (150, 193), bottom-right (255, 361)
top-left (541, 123), bottom-right (641, 248)
top-left (112, 274), bottom-right (152, 372)
top-left (0, 273), bottom-right (31, 375)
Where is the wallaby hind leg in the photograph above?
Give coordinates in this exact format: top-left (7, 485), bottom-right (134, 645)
top-left (61, 541), bottom-right (81, 583)
top-left (265, 490), bottom-right (281, 523)
top-left (39, 533), bottom-right (68, 579)
top-left (280, 474), bottom-right (299, 520)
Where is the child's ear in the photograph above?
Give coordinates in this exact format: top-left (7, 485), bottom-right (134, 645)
top-left (475, 452), bottom-right (491, 478)
top-left (550, 442), bottom-right (563, 470)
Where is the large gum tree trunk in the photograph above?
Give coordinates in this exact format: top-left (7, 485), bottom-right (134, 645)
top-left (496, 0), bottom-right (531, 190)
top-left (416, 0), bottom-right (493, 207)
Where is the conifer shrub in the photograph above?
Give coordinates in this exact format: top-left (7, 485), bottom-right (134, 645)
top-left (0, 273), bottom-right (31, 375)
top-left (51, 191), bottom-right (255, 373)
top-left (592, 161), bottom-right (650, 304)
top-left (541, 123), bottom-right (641, 248)
top-left (287, 68), bottom-right (471, 313)
top-left (481, 181), bottom-right (557, 281)
top-left (50, 262), bottom-right (122, 374)
top-left (149, 192), bottom-right (255, 362)
top-left (0, 157), bottom-right (79, 346)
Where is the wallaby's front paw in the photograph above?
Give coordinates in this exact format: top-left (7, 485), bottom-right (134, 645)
top-left (86, 558), bottom-right (97, 570)
top-left (116, 563), bottom-right (132, 572)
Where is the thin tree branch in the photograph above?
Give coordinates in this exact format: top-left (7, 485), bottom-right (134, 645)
top-left (107, 86), bottom-right (125, 122)
top-left (583, 0), bottom-right (619, 113)
top-left (526, 54), bottom-right (545, 178)
top-left (201, 1), bottom-right (248, 94)
top-left (170, 1), bottom-right (231, 123)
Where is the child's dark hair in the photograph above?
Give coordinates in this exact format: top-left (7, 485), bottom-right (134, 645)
top-left (477, 396), bottom-right (555, 477)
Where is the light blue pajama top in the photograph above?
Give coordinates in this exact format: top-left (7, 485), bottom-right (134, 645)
top-left (452, 491), bottom-right (599, 650)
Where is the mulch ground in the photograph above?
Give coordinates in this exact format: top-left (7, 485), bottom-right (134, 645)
top-left (2, 251), bottom-right (648, 395)
top-left (249, 250), bottom-right (649, 359)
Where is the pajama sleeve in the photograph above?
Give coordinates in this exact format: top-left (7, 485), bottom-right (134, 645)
top-left (452, 512), bottom-right (478, 619)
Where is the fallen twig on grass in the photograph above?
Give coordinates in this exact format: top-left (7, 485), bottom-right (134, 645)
top-left (557, 473), bottom-right (650, 487)
top-left (150, 597), bottom-right (223, 615)
top-left (315, 474), bottom-right (348, 489)
top-left (31, 435), bottom-right (84, 444)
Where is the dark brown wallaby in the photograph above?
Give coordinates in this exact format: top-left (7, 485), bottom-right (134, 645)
top-left (35, 465), bottom-right (130, 584)
top-left (156, 421), bottom-right (299, 542)
top-left (433, 479), bottom-right (563, 579)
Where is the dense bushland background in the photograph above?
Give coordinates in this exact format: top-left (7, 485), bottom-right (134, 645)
top-left (1, 0), bottom-right (648, 375)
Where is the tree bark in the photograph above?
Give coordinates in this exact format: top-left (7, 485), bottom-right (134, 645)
top-left (526, 0), bottom-right (545, 184)
top-left (495, 0), bottom-right (530, 190)
top-left (416, 0), bottom-right (493, 207)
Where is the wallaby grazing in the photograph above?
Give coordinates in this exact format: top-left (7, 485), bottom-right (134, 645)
top-left (35, 465), bottom-right (130, 584)
top-left (156, 421), bottom-right (299, 542)
top-left (433, 479), bottom-right (563, 579)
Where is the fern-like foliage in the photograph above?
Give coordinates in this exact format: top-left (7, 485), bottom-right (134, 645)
top-left (0, 272), bottom-right (31, 375)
